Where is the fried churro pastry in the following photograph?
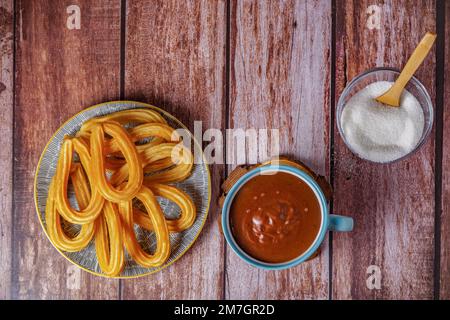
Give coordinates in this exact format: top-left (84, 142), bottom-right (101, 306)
top-left (119, 186), bottom-right (170, 268)
top-left (143, 143), bottom-right (193, 184)
top-left (54, 139), bottom-right (103, 224)
top-left (105, 123), bottom-right (179, 154)
top-left (109, 143), bottom-right (168, 186)
top-left (134, 183), bottom-right (195, 232)
top-left (45, 164), bottom-right (95, 252)
top-left (94, 201), bottom-right (124, 276)
top-left (90, 122), bottom-right (143, 202)
top-left (78, 108), bottom-right (167, 138)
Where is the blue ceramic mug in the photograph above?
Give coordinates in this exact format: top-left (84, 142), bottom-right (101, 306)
top-left (221, 164), bottom-right (353, 270)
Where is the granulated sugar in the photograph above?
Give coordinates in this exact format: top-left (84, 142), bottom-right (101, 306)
top-left (340, 81), bottom-right (424, 163)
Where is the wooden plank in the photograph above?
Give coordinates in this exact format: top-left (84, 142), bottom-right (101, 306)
top-left (332, 0), bottom-right (436, 299)
top-left (13, 0), bottom-right (121, 299)
top-left (122, 0), bottom-right (226, 299)
top-left (0, 0), bottom-right (13, 300)
top-left (440, 0), bottom-right (450, 300)
top-left (226, 0), bottom-right (331, 299)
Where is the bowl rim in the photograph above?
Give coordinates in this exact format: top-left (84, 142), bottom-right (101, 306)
top-left (33, 100), bottom-right (212, 279)
top-left (336, 67), bottom-right (434, 164)
top-left (221, 164), bottom-right (329, 270)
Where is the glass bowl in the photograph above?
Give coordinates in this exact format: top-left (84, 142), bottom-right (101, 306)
top-left (336, 67), bottom-right (434, 164)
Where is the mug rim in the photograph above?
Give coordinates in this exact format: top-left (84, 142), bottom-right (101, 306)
top-left (221, 164), bottom-right (329, 270)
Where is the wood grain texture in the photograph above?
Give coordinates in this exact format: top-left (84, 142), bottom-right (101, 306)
top-left (332, 0), bottom-right (436, 299)
top-left (226, 0), bottom-right (331, 299)
top-left (122, 0), bottom-right (226, 299)
top-left (440, 0), bottom-right (450, 300)
top-left (0, 0), bottom-right (13, 300)
top-left (13, 0), bottom-right (121, 299)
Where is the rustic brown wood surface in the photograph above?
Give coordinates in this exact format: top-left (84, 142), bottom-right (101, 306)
top-left (12, 0), bottom-right (122, 299)
top-left (0, 0), bottom-right (13, 300)
top-left (225, 0), bottom-right (331, 299)
top-left (0, 0), bottom-right (447, 299)
top-left (332, 0), bottom-right (437, 299)
top-left (440, 0), bottom-right (449, 300)
top-left (121, 0), bottom-right (226, 299)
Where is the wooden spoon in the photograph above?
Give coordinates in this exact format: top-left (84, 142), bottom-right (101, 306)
top-left (375, 32), bottom-right (436, 107)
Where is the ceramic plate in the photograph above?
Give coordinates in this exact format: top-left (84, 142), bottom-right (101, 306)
top-left (34, 101), bottom-right (211, 278)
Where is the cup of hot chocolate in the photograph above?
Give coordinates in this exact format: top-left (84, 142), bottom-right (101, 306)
top-left (221, 164), bottom-right (353, 270)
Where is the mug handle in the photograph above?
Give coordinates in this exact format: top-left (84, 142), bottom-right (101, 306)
top-left (329, 214), bottom-right (354, 232)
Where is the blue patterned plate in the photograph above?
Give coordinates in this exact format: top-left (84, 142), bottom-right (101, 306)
top-left (34, 101), bottom-right (211, 278)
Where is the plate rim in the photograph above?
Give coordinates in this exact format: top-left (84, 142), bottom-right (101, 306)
top-left (33, 100), bottom-right (212, 279)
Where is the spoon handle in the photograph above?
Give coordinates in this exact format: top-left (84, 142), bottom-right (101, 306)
top-left (376, 32), bottom-right (436, 107)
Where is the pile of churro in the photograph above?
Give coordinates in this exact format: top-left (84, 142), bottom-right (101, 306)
top-left (45, 109), bottom-right (195, 276)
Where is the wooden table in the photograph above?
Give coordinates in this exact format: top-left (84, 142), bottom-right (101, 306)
top-left (0, 0), bottom-right (448, 300)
